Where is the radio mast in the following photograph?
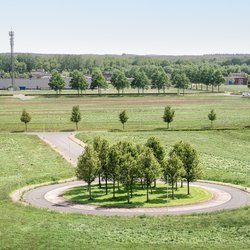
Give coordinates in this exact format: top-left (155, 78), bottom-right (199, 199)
top-left (9, 30), bottom-right (14, 90)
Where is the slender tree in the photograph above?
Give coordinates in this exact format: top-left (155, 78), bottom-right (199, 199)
top-left (70, 105), bottom-right (81, 130)
top-left (163, 106), bottom-right (175, 129)
top-left (76, 145), bottom-right (100, 200)
top-left (93, 136), bottom-right (103, 188)
top-left (171, 141), bottom-right (202, 195)
top-left (20, 109), bottom-right (31, 131)
top-left (208, 109), bottom-right (216, 129)
top-left (111, 69), bottom-right (130, 95)
top-left (140, 148), bottom-right (160, 202)
top-left (69, 70), bottom-right (89, 95)
top-left (48, 71), bottom-right (66, 95)
top-left (119, 110), bottom-right (128, 129)
top-left (108, 144), bottom-right (122, 198)
top-left (162, 153), bottom-right (183, 199)
top-left (171, 72), bottom-right (190, 96)
top-left (90, 68), bottom-right (108, 95)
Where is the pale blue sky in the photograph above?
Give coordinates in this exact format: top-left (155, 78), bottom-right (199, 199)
top-left (1, 0), bottom-right (250, 55)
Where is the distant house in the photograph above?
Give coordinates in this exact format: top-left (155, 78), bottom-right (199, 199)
top-left (226, 73), bottom-right (248, 85)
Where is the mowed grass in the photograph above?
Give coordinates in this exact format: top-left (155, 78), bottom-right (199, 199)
top-left (0, 94), bottom-right (250, 132)
top-left (1, 134), bottom-right (250, 249)
top-left (76, 129), bottom-right (250, 186)
top-left (64, 184), bottom-right (213, 208)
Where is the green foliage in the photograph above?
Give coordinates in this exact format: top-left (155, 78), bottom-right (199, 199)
top-left (111, 69), bottom-right (130, 95)
top-left (163, 106), bottom-right (175, 129)
top-left (69, 70), bottom-right (89, 95)
top-left (162, 152), bottom-right (183, 199)
top-left (171, 72), bottom-right (190, 95)
top-left (20, 109), bottom-right (31, 131)
top-left (91, 68), bottom-right (108, 94)
top-left (131, 69), bottom-right (150, 95)
top-left (151, 67), bottom-right (170, 94)
top-left (140, 148), bottom-right (160, 201)
top-left (145, 137), bottom-right (165, 163)
top-left (171, 141), bottom-right (202, 195)
top-left (208, 109), bottom-right (216, 129)
top-left (48, 71), bottom-right (66, 95)
top-left (70, 105), bottom-right (81, 130)
top-left (119, 110), bottom-right (129, 129)
top-left (76, 145), bottom-right (99, 199)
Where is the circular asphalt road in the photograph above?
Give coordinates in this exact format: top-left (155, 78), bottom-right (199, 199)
top-left (23, 180), bottom-right (250, 216)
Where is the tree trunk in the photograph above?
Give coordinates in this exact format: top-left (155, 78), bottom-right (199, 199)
top-left (172, 182), bottom-right (174, 199)
top-left (117, 179), bottom-right (120, 190)
top-left (123, 123), bottom-right (124, 130)
top-left (201, 84), bottom-right (203, 91)
top-left (212, 85), bottom-right (214, 93)
top-left (177, 88), bottom-right (180, 95)
top-left (183, 87), bottom-right (185, 96)
top-left (175, 180), bottom-right (178, 191)
top-left (158, 87), bottom-right (160, 95)
top-left (140, 178), bottom-right (144, 189)
top-left (138, 88), bottom-right (140, 96)
top-left (113, 178), bottom-right (115, 198)
top-left (211, 120), bottom-right (213, 129)
top-left (218, 85), bottom-right (220, 92)
top-left (127, 187), bottom-right (130, 203)
top-left (76, 122), bottom-right (78, 131)
top-left (146, 182), bottom-right (149, 202)
top-left (78, 89), bottom-right (80, 96)
top-left (181, 179), bottom-right (183, 188)
top-left (167, 122), bottom-right (169, 129)
top-left (187, 180), bottom-right (190, 195)
top-left (150, 183), bottom-right (153, 194)
top-left (105, 177), bottom-right (108, 195)
top-left (154, 179), bottom-right (156, 188)
top-left (25, 123), bottom-right (27, 132)
top-left (98, 173), bottom-right (101, 188)
top-left (206, 85), bottom-right (208, 91)
top-left (88, 183), bottom-right (92, 200)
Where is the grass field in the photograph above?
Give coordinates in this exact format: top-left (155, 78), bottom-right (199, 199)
top-left (76, 129), bottom-right (250, 186)
top-left (64, 184), bottom-right (213, 208)
top-left (1, 134), bottom-right (250, 249)
top-left (0, 94), bottom-right (250, 132)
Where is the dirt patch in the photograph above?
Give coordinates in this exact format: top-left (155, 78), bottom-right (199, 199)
top-left (13, 94), bottom-right (36, 101)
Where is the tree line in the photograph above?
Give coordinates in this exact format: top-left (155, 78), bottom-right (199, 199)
top-left (19, 106), bottom-right (217, 131)
top-left (47, 65), bottom-right (226, 96)
top-left (76, 137), bottom-right (202, 202)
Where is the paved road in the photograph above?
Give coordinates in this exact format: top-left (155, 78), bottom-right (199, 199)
top-left (29, 132), bottom-right (84, 166)
top-left (21, 132), bottom-right (250, 216)
top-left (24, 180), bottom-right (250, 216)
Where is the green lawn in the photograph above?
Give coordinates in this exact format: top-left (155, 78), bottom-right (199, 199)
top-left (64, 184), bottom-right (212, 208)
top-left (0, 94), bottom-right (250, 132)
top-left (1, 134), bottom-right (250, 249)
top-left (76, 129), bottom-right (250, 186)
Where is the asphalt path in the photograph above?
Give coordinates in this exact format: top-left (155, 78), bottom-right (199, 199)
top-left (29, 132), bottom-right (84, 166)
top-left (23, 180), bottom-right (250, 216)
top-left (21, 132), bottom-right (250, 216)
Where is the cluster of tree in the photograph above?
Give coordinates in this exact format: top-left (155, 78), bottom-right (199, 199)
top-left (76, 137), bottom-right (202, 202)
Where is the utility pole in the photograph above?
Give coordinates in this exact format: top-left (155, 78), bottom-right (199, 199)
top-left (9, 30), bottom-right (15, 90)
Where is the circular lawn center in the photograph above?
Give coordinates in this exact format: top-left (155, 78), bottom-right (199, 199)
top-left (64, 183), bottom-right (213, 208)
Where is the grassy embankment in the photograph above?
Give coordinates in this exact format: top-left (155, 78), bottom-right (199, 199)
top-left (1, 134), bottom-right (250, 249)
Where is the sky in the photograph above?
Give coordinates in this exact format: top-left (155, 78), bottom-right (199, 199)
top-left (1, 0), bottom-right (250, 55)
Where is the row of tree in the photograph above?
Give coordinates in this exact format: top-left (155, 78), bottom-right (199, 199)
top-left (76, 137), bottom-right (202, 202)
top-left (48, 66), bottom-right (226, 96)
top-left (20, 105), bottom-right (216, 132)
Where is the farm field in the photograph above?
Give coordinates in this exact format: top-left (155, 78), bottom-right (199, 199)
top-left (1, 133), bottom-right (250, 250)
top-left (0, 94), bottom-right (250, 132)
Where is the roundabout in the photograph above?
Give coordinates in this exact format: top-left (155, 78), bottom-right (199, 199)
top-left (21, 180), bottom-right (250, 216)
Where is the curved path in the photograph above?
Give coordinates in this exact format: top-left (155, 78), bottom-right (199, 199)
top-left (23, 180), bottom-right (250, 216)
top-left (18, 132), bottom-right (250, 216)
